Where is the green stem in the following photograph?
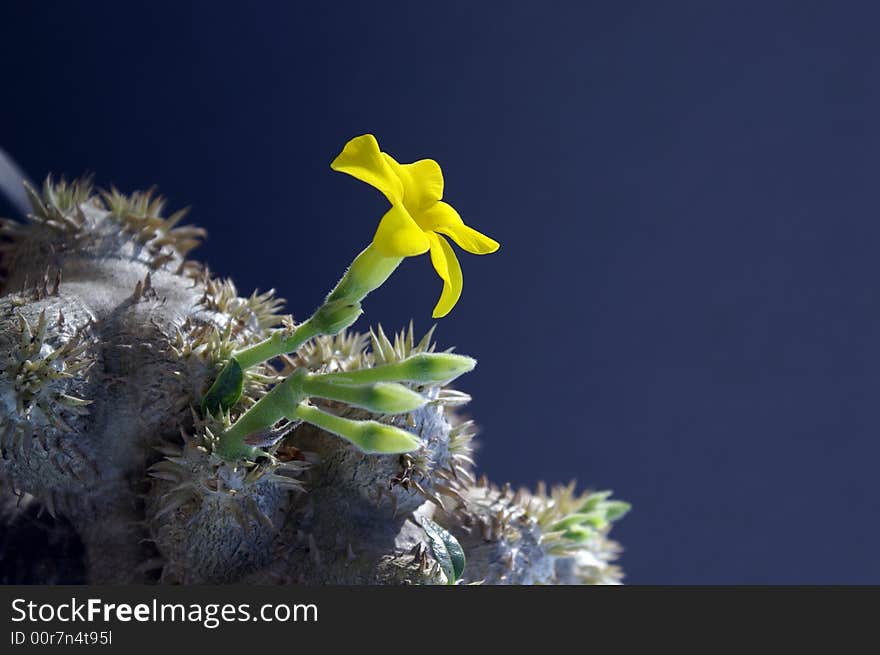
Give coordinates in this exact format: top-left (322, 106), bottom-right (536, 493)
top-left (217, 371), bottom-right (306, 460)
top-left (310, 360), bottom-right (414, 386)
top-left (292, 403), bottom-right (360, 440)
top-left (231, 245), bottom-right (402, 372)
top-left (233, 318), bottom-right (320, 370)
top-left (205, 244), bottom-right (408, 444)
top-left (301, 377), bottom-right (424, 414)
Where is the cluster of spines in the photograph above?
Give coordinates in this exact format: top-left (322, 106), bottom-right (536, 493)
top-left (369, 325), bottom-right (472, 412)
top-left (380, 418), bottom-right (478, 516)
top-left (452, 479), bottom-right (530, 541)
top-left (171, 318), bottom-right (279, 412)
top-left (513, 481), bottom-right (626, 583)
top-left (289, 323), bottom-right (442, 378)
top-left (100, 186), bottom-right (205, 266)
top-left (520, 482), bottom-right (628, 549)
top-left (198, 278), bottom-right (287, 333)
top-left (379, 453), bottom-right (443, 515)
top-left (369, 323), bottom-right (439, 366)
top-left (289, 329), bottom-right (371, 373)
top-left (167, 278), bottom-right (289, 412)
top-left (0, 429), bottom-right (101, 519)
top-left (0, 177), bottom-right (208, 278)
top-left (15, 269), bottom-right (63, 304)
top-left (429, 477), bottom-right (625, 583)
top-left (148, 412), bottom-right (308, 532)
top-left (289, 323), bottom-right (479, 513)
top-left (426, 420), bottom-right (478, 509)
top-left (407, 541), bottom-right (446, 580)
top-left (0, 177), bottom-right (93, 264)
top-left (30, 176), bottom-right (95, 216)
top-left (0, 306), bottom-right (98, 519)
top-left (3, 309), bottom-right (94, 431)
top-left (2, 178), bottom-right (289, 411)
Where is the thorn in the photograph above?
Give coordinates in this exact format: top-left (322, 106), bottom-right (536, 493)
top-left (435, 483), bottom-right (466, 506)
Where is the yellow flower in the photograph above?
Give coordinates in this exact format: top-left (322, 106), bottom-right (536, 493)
top-left (331, 134), bottom-right (499, 318)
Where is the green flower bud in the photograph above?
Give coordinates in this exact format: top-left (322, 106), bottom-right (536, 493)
top-left (301, 376), bottom-right (425, 414)
top-left (355, 420), bottom-right (422, 454)
top-left (293, 402), bottom-right (421, 454)
top-left (312, 352), bottom-right (477, 388)
top-left (359, 382), bottom-right (426, 413)
top-left (401, 352), bottom-right (476, 384)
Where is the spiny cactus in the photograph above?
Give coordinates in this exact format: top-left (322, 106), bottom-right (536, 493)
top-left (0, 137), bottom-right (628, 584)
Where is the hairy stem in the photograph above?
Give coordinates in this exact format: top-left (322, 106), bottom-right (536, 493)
top-left (233, 245), bottom-right (401, 371)
top-left (233, 319), bottom-right (320, 370)
top-left (217, 371), bottom-right (306, 460)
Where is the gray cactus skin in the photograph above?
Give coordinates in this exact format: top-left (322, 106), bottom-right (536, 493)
top-left (0, 179), bottom-right (625, 584)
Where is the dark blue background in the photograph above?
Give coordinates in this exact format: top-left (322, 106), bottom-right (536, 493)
top-left (2, 1), bottom-right (879, 583)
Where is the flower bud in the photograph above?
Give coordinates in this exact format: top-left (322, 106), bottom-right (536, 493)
top-left (360, 382), bottom-right (426, 413)
top-left (301, 376), bottom-right (425, 414)
top-left (293, 402), bottom-right (421, 454)
top-left (355, 421), bottom-right (422, 454)
top-left (400, 352), bottom-right (476, 384)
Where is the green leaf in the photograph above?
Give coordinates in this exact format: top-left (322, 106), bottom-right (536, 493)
top-left (550, 512), bottom-right (594, 532)
top-left (579, 490), bottom-right (613, 513)
top-left (202, 358), bottom-right (244, 415)
top-left (604, 500), bottom-right (631, 522)
top-left (561, 524), bottom-right (595, 543)
top-left (419, 516), bottom-right (466, 585)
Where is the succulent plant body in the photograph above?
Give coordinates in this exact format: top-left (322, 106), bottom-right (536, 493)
top-left (0, 139), bottom-right (628, 584)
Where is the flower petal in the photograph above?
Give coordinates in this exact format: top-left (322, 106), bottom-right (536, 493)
top-left (437, 223), bottom-right (500, 255)
top-left (331, 134), bottom-right (404, 204)
top-left (373, 204), bottom-right (431, 257)
top-left (418, 201), bottom-right (500, 255)
top-left (384, 155), bottom-right (444, 212)
top-left (427, 232), bottom-right (463, 318)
